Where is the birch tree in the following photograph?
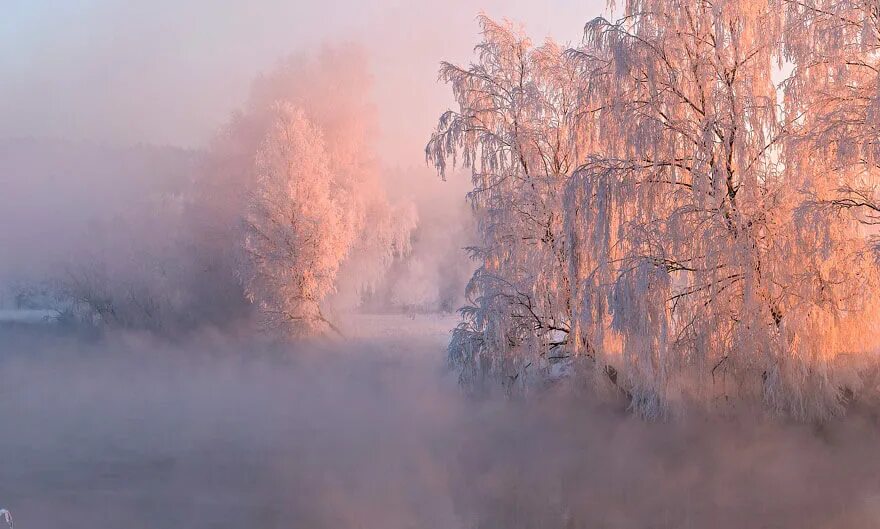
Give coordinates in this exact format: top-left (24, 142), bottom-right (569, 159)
top-left (195, 47), bottom-right (415, 337)
top-left (427, 16), bottom-right (587, 390)
top-left (564, 0), bottom-right (880, 418)
top-left (783, 0), bottom-right (880, 232)
top-left (430, 3), bottom-right (880, 418)
top-left (241, 103), bottom-right (349, 336)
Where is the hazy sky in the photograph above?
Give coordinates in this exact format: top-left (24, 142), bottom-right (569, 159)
top-left (1, 0), bottom-right (606, 165)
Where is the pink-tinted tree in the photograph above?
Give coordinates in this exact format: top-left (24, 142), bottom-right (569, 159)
top-left (427, 16), bottom-right (587, 390)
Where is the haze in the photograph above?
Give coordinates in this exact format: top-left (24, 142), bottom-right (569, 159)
top-left (1, 0), bottom-right (603, 164)
top-left (4, 1), bottom-right (880, 528)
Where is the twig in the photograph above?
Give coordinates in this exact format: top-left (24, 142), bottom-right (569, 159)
top-left (1, 509), bottom-right (13, 529)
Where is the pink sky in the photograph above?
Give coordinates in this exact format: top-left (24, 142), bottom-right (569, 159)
top-left (1, 0), bottom-right (605, 165)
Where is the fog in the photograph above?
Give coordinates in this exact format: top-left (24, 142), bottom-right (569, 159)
top-left (2, 321), bottom-right (880, 528)
top-left (0, 46), bottom-right (474, 321)
top-left (3, 1), bottom-right (880, 527)
top-left (0, 139), bottom-right (196, 284)
top-left (1, 0), bottom-right (603, 164)
top-left (0, 0), bottom-right (596, 316)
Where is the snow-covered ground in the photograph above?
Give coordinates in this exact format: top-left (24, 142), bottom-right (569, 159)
top-left (344, 311), bottom-right (458, 344)
top-left (0, 309), bottom-right (58, 325)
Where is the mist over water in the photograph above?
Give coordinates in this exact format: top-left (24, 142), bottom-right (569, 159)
top-left (1, 318), bottom-right (880, 529)
top-left (4, 2), bottom-right (880, 528)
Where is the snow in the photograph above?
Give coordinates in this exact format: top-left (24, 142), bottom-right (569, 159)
top-left (345, 312), bottom-right (458, 343)
top-left (0, 309), bottom-right (57, 325)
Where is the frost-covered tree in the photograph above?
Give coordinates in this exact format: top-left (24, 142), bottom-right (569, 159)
top-left (241, 103), bottom-right (350, 336)
top-left (783, 0), bottom-right (880, 233)
top-left (435, 7), bottom-right (880, 418)
top-left (187, 46), bottom-right (415, 337)
top-left (427, 16), bottom-right (587, 389)
top-left (241, 102), bottom-right (415, 336)
top-left (186, 48), bottom-right (379, 328)
top-left (563, 0), bottom-right (880, 418)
